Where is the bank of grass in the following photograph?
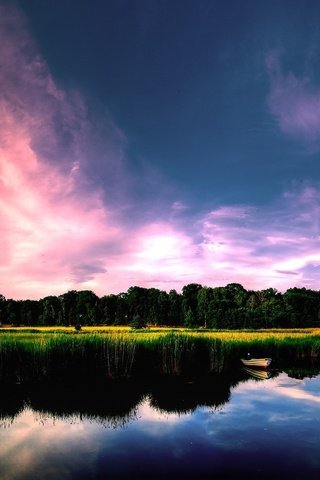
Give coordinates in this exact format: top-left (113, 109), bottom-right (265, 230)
top-left (0, 327), bottom-right (319, 382)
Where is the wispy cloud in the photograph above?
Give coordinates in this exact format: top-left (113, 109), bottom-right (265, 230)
top-left (1, 5), bottom-right (320, 300)
top-left (0, 5), bottom-right (127, 298)
top-left (198, 186), bottom-right (320, 291)
top-left (266, 50), bottom-right (320, 150)
top-left (106, 185), bottom-right (320, 294)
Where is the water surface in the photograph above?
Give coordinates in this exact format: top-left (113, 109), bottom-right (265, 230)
top-left (1, 370), bottom-right (320, 479)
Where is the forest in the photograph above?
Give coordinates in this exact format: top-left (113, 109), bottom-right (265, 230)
top-left (1, 283), bottom-right (320, 329)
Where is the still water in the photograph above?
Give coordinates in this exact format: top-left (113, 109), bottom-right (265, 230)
top-left (1, 370), bottom-right (320, 480)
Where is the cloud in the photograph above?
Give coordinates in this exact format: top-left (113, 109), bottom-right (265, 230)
top-left (275, 385), bottom-right (320, 405)
top-left (0, 407), bottom-right (101, 480)
top-left (104, 185), bottom-right (320, 295)
top-left (119, 222), bottom-right (201, 289)
top-left (0, 5), bottom-right (127, 299)
top-left (171, 201), bottom-right (188, 214)
top-left (0, 6), bottom-right (88, 170)
top-left (1, 5), bottom-right (320, 300)
top-left (275, 270), bottom-right (299, 276)
top-left (266, 50), bottom-right (320, 149)
top-left (197, 187), bottom-right (320, 291)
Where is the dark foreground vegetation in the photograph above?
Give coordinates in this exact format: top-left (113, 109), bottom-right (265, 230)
top-left (1, 283), bottom-right (320, 329)
top-left (1, 330), bottom-right (319, 383)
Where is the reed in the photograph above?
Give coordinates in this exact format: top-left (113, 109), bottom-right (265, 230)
top-left (0, 328), bottom-right (319, 382)
top-left (0, 333), bottom-right (138, 382)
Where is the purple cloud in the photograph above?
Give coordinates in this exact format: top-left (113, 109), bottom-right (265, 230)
top-left (1, 6), bottom-right (320, 300)
top-left (267, 51), bottom-right (320, 149)
top-left (197, 188), bottom-right (320, 291)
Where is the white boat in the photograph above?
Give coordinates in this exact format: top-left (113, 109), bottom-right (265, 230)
top-left (240, 357), bottom-right (272, 368)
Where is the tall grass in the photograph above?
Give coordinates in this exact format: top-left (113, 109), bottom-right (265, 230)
top-left (0, 328), bottom-right (319, 382)
top-left (0, 333), bottom-right (138, 382)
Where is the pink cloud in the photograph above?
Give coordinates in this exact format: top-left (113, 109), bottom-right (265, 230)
top-left (266, 51), bottom-right (320, 149)
top-left (1, 6), bottom-right (320, 300)
top-left (105, 186), bottom-right (320, 294)
top-left (0, 6), bottom-right (127, 299)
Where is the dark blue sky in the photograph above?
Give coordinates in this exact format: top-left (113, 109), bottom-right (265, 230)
top-left (19, 0), bottom-right (320, 207)
top-left (1, 0), bottom-right (320, 298)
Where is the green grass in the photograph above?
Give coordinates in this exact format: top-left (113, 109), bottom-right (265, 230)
top-left (0, 327), bottom-right (319, 382)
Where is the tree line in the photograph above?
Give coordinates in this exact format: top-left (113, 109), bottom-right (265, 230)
top-left (0, 283), bottom-right (320, 329)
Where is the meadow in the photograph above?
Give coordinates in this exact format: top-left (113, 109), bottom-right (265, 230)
top-left (0, 327), bottom-right (319, 383)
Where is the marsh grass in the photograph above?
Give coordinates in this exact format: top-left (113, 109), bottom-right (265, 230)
top-left (0, 328), bottom-right (319, 382)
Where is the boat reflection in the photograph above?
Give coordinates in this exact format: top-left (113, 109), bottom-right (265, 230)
top-left (242, 367), bottom-right (272, 380)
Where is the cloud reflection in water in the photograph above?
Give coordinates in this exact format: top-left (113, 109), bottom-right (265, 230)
top-left (0, 372), bottom-right (320, 479)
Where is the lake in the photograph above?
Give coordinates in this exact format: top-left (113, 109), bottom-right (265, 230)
top-left (1, 369), bottom-right (320, 479)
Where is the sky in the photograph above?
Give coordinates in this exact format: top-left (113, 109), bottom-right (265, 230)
top-left (1, 0), bottom-right (320, 300)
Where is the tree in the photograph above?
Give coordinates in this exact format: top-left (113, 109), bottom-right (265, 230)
top-left (130, 314), bottom-right (146, 329)
top-left (0, 294), bottom-right (5, 325)
top-left (76, 290), bottom-right (98, 325)
top-left (156, 291), bottom-right (169, 325)
top-left (59, 291), bottom-right (78, 326)
top-left (99, 294), bottom-right (117, 324)
top-left (147, 288), bottom-right (163, 325)
top-left (5, 299), bottom-right (20, 326)
top-left (182, 283), bottom-right (202, 327)
top-left (167, 290), bottom-right (183, 326)
top-left (39, 296), bottom-right (61, 325)
top-left (126, 286), bottom-right (149, 322)
top-left (184, 307), bottom-right (196, 328)
top-left (2, 282), bottom-right (319, 329)
top-left (197, 287), bottom-right (214, 328)
top-left (20, 300), bottom-right (41, 326)
top-left (283, 288), bottom-right (320, 327)
top-left (114, 293), bottom-right (129, 325)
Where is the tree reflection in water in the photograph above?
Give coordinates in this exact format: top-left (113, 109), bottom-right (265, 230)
top-left (1, 367), bottom-right (314, 426)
